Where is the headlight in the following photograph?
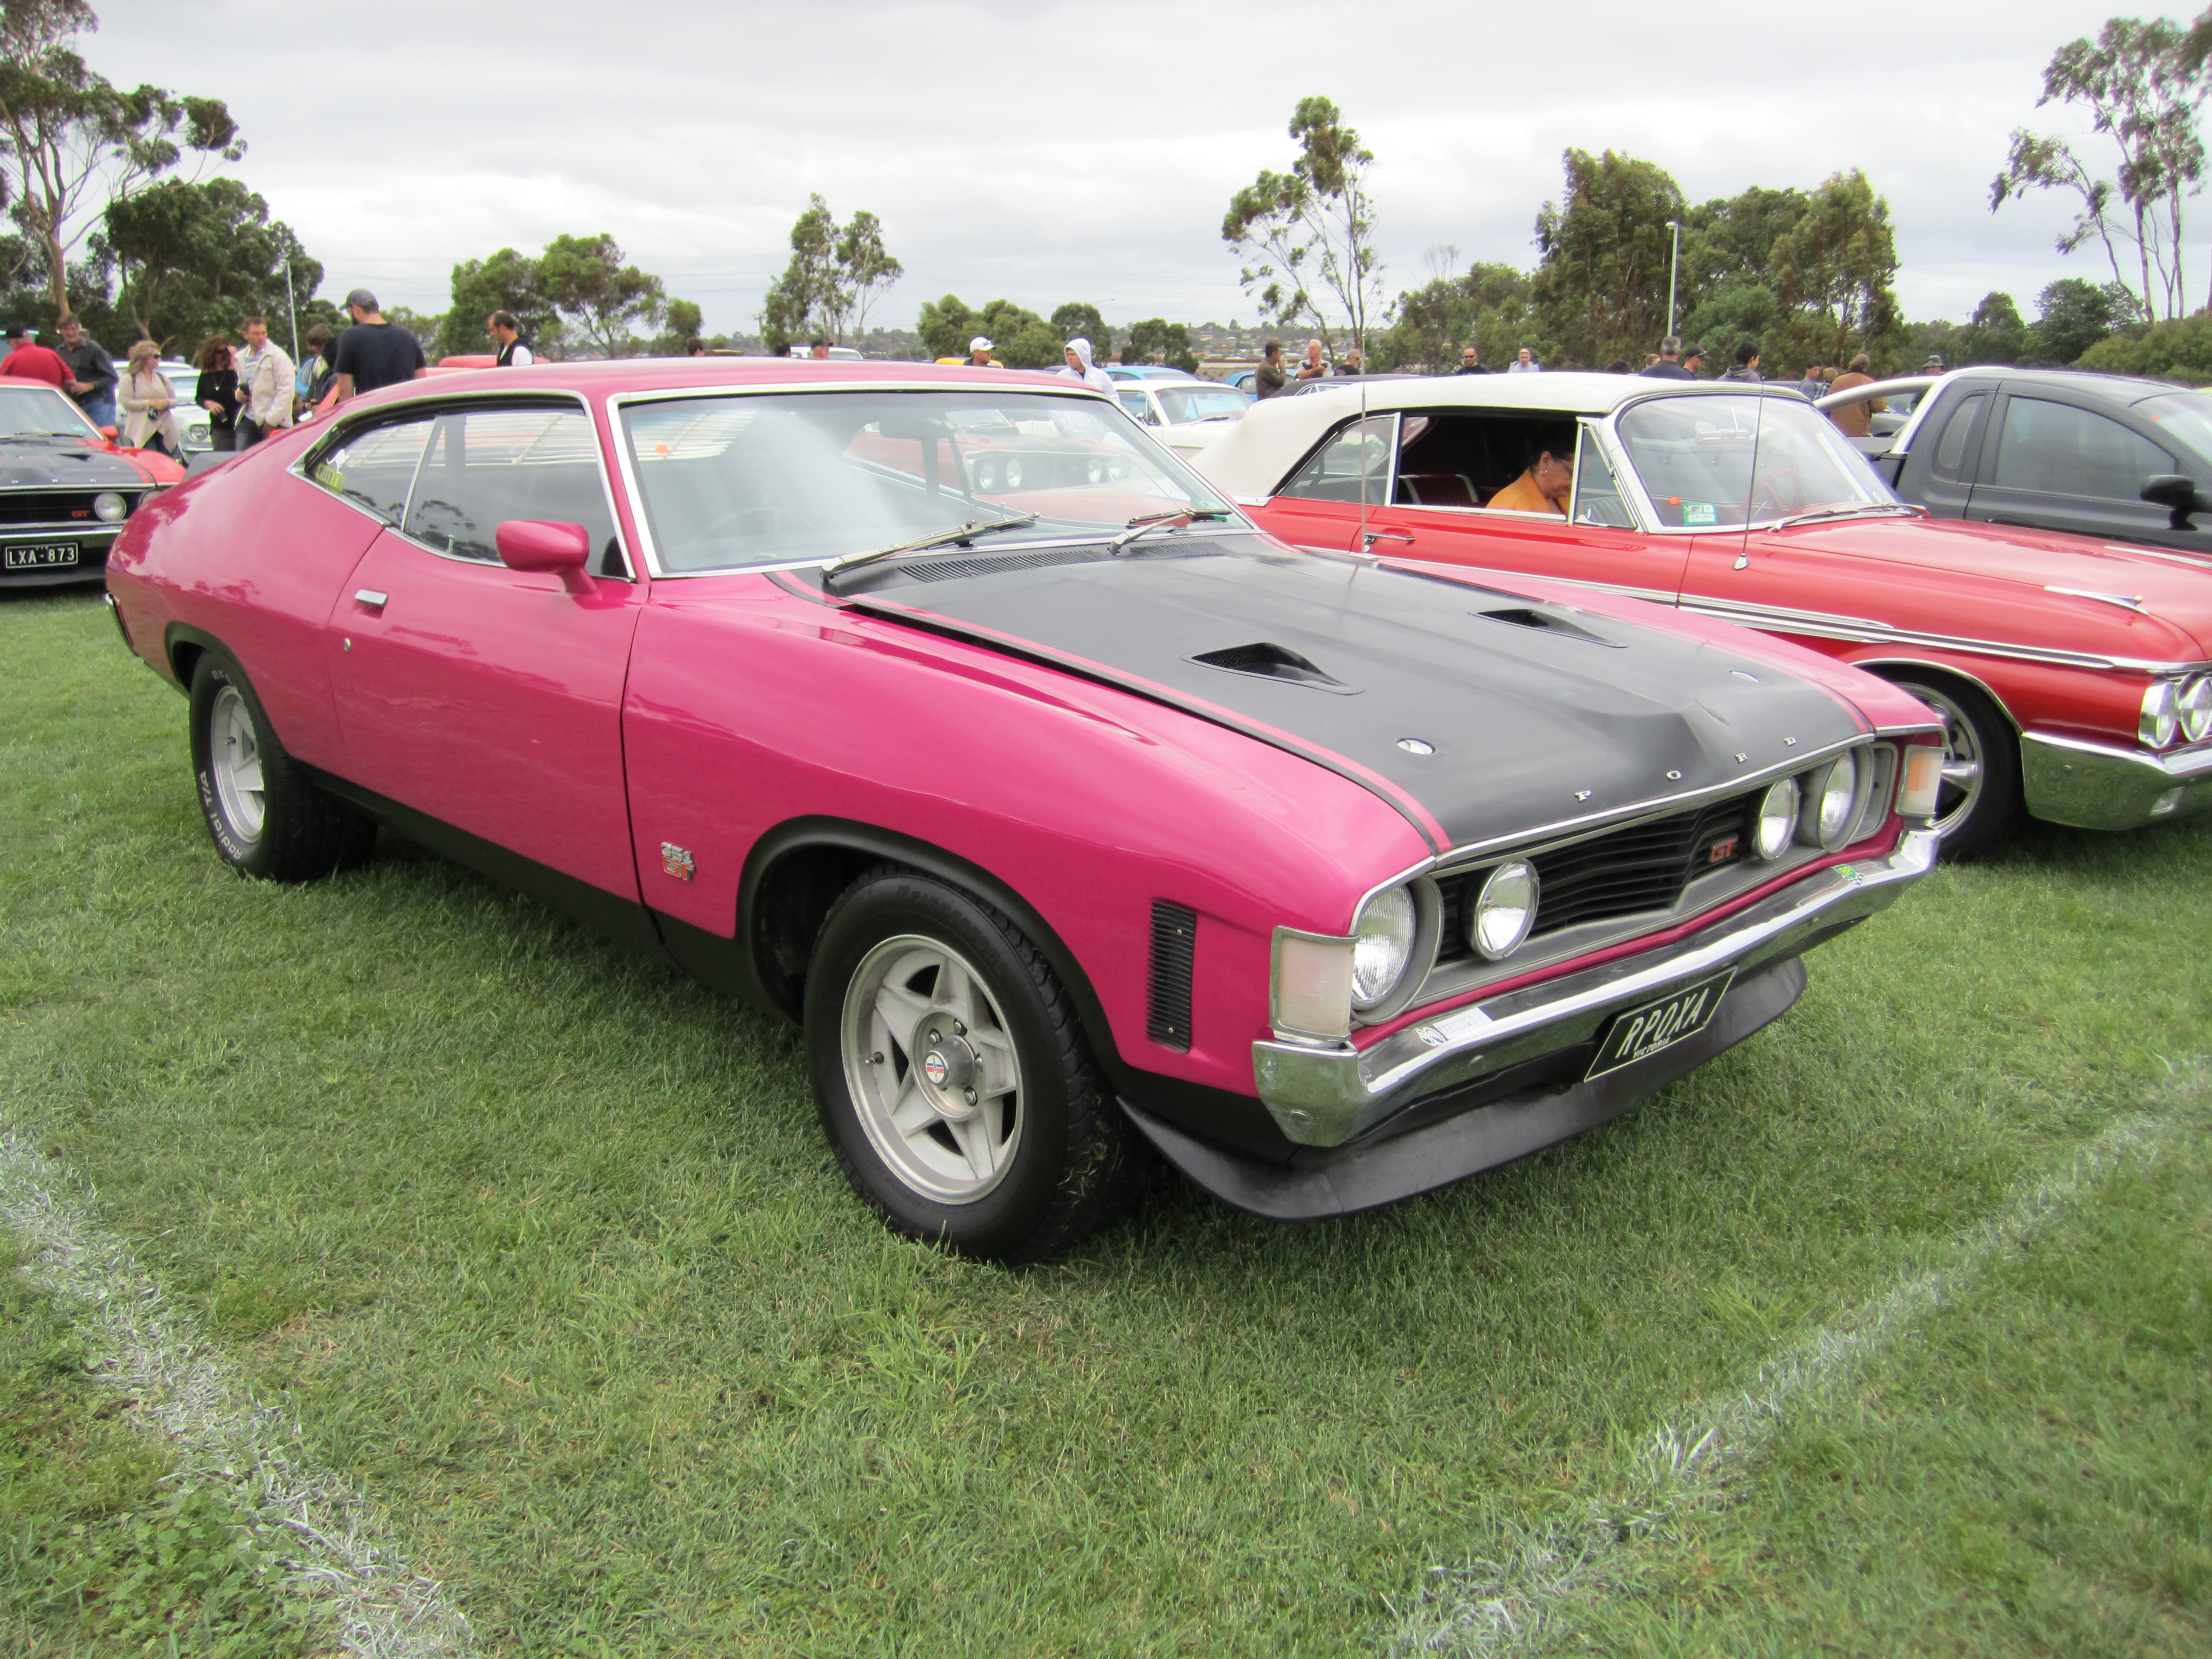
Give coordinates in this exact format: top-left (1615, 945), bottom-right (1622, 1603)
top-left (1798, 751), bottom-right (1861, 850)
top-left (2179, 673), bottom-right (2212, 743)
top-left (1897, 743), bottom-right (1944, 818)
top-left (1753, 777), bottom-right (1800, 860)
top-left (2141, 679), bottom-right (2180, 748)
top-left (92, 491), bottom-right (127, 522)
top-left (1001, 457), bottom-right (1024, 491)
top-left (1470, 859), bottom-right (1539, 960)
top-left (1350, 885), bottom-right (1417, 1010)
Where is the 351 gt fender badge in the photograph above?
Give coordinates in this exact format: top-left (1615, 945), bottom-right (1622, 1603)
top-left (661, 843), bottom-right (696, 881)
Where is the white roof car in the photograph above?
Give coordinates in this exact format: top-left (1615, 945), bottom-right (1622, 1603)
top-left (1112, 378), bottom-right (1254, 461)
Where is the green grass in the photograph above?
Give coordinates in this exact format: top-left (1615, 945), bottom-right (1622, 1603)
top-left (2, 588), bottom-right (2208, 1655)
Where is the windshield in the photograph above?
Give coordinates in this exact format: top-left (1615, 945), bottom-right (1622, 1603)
top-left (1616, 393), bottom-right (1896, 528)
top-left (1155, 385), bottom-right (1252, 424)
top-left (621, 389), bottom-right (1237, 571)
top-left (2137, 393), bottom-right (2212, 469)
top-left (0, 384), bottom-right (98, 438)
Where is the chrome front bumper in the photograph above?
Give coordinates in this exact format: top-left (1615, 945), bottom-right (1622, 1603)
top-left (1252, 828), bottom-right (1940, 1147)
top-left (2020, 731), bottom-right (2212, 830)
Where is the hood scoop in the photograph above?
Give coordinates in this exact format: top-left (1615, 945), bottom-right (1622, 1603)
top-left (1191, 640), bottom-right (1358, 694)
top-left (1479, 607), bottom-right (1623, 648)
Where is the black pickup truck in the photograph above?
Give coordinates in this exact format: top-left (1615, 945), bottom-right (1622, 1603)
top-left (1817, 366), bottom-right (2212, 554)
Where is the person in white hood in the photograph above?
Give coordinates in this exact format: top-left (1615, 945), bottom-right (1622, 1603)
top-left (1058, 336), bottom-right (1116, 395)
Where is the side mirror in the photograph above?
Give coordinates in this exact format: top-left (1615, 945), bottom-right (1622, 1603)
top-left (2140, 473), bottom-right (2206, 530)
top-left (496, 519), bottom-right (595, 593)
top-left (98, 424), bottom-right (117, 439)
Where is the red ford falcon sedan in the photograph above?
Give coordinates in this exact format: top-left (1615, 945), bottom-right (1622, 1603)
top-left (104, 359), bottom-right (1943, 1258)
top-left (1190, 374), bottom-right (2212, 856)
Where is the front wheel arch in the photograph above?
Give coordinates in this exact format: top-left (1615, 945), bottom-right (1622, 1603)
top-left (1855, 661), bottom-right (2026, 856)
top-left (739, 818), bottom-right (1128, 1077)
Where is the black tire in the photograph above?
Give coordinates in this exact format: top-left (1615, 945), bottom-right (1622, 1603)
top-left (803, 865), bottom-right (1136, 1261)
top-left (188, 653), bottom-right (376, 881)
top-left (1880, 671), bottom-right (2024, 859)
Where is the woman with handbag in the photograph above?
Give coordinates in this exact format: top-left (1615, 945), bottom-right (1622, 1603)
top-left (193, 336), bottom-right (241, 452)
top-left (119, 341), bottom-right (182, 458)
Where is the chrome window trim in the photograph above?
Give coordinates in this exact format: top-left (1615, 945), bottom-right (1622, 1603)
top-left (1568, 417), bottom-right (1654, 532)
top-left (602, 380), bottom-right (1235, 579)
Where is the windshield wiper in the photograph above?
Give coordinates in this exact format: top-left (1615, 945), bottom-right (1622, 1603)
top-left (1110, 507), bottom-right (1231, 554)
top-left (1771, 502), bottom-right (1922, 530)
top-left (0, 430), bottom-right (82, 442)
top-left (821, 513), bottom-right (1040, 580)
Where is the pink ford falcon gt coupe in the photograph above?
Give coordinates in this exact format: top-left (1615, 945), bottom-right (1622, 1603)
top-left (104, 358), bottom-right (1946, 1259)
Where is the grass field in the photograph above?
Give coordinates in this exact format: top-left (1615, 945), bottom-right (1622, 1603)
top-left (2, 588), bottom-right (2208, 1656)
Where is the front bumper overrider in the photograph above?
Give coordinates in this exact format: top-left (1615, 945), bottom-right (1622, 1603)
top-left (1250, 828), bottom-right (1940, 1149)
top-left (2020, 731), bottom-right (2212, 830)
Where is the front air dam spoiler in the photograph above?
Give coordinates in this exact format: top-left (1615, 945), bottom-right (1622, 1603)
top-left (1121, 954), bottom-right (1806, 1222)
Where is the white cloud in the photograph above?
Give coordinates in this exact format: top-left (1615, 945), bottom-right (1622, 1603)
top-left (94, 0), bottom-right (2146, 334)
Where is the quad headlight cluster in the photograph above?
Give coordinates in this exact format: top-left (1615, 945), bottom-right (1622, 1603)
top-left (2142, 673), bottom-right (2212, 748)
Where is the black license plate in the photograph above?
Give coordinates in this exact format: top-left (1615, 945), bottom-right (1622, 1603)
top-left (1585, 970), bottom-right (1735, 1079)
top-left (3, 542), bottom-right (80, 571)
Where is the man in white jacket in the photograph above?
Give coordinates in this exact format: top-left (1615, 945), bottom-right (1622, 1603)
top-left (237, 317), bottom-right (295, 448)
top-left (1058, 336), bottom-right (1115, 395)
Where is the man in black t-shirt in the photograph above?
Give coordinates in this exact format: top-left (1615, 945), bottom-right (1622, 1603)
top-left (329, 288), bottom-right (428, 403)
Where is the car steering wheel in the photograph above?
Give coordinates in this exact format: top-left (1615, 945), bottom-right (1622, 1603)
top-left (1749, 467), bottom-right (1802, 516)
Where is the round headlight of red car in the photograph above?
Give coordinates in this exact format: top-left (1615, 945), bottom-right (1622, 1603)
top-left (2178, 673), bottom-right (2212, 744)
top-left (1754, 777), bottom-right (1800, 860)
top-left (2141, 679), bottom-right (2180, 748)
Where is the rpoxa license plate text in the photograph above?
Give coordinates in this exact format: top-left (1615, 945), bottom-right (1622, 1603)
top-left (1585, 971), bottom-right (1735, 1079)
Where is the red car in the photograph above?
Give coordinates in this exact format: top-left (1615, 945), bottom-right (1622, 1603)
top-left (1193, 375), bottom-right (2212, 855)
top-left (104, 360), bottom-right (1943, 1258)
top-left (0, 377), bottom-right (183, 589)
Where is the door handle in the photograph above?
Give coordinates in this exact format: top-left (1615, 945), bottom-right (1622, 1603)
top-left (1361, 530), bottom-right (1414, 546)
top-left (353, 589), bottom-right (388, 609)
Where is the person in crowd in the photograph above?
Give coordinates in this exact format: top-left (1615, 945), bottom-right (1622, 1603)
top-left (1295, 339), bottom-right (1328, 381)
top-left (1487, 442), bottom-right (1573, 515)
top-left (327, 289), bottom-right (428, 406)
top-left (118, 340), bottom-right (182, 456)
top-left (1508, 347), bottom-right (1540, 373)
top-left (295, 324), bottom-right (337, 418)
top-left (1644, 353), bottom-right (1660, 369)
top-left (1605, 359), bottom-right (1630, 373)
top-left (685, 338), bottom-right (707, 357)
top-left (1682, 344), bottom-right (1711, 376)
top-left (1451, 344), bottom-right (1491, 375)
top-left (1923, 354), bottom-right (1946, 375)
top-left (1, 323), bottom-right (73, 389)
top-left (489, 310), bottom-right (534, 366)
top-left (1254, 339), bottom-right (1288, 397)
top-left (1793, 363), bottom-right (1829, 400)
top-left (809, 338), bottom-right (832, 360)
top-left (55, 313), bottom-right (116, 428)
top-left (193, 337), bottom-right (241, 451)
top-left (1058, 336), bottom-right (1115, 395)
top-left (236, 316), bottom-right (293, 448)
top-left (965, 335), bottom-right (997, 367)
top-left (1824, 352), bottom-right (1884, 438)
top-left (1640, 336), bottom-right (1693, 379)
top-left (1335, 345), bottom-right (1364, 377)
top-left (1717, 340), bottom-right (1762, 383)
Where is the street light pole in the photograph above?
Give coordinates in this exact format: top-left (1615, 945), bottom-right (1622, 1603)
top-left (1665, 220), bottom-right (1681, 342)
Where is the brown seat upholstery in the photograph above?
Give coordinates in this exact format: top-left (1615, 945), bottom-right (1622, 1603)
top-left (1399, 473), bottom-right (1478, 508)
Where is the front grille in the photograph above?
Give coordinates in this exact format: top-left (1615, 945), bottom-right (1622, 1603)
top-left (1146, 901), bottom-right (1197, 1050)
top-left (1434, 794), bottom-right (1755, 965)
top-left (0, 491), bottom-right (123, 527)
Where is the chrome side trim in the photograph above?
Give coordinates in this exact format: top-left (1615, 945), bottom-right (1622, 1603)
top-left (2019, 730), bottom-right (2212, 828)
top-left (1253, 828), bottom-right (1939, 1146)
top-left (2044, 584), bottom-right (2146, 612)
top-left (1678, 590), bottom-right (2212, 674)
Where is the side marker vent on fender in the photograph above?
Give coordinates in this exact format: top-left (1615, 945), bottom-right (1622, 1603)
top-left (1190, 640), bottom-right (1359, 692)
top-left (1147, 901), bottom-right (1197, 1052)
top-left (1477, 608), bottom-right (1624, 648)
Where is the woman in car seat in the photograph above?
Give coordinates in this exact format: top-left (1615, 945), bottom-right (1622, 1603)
top-left (1487, 444), bottom-right (1574, 515)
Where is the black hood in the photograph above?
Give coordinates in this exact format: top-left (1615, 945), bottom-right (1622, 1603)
top-left (819, 536), bottom-right (1866, 854)
top-left (0, 440), bottom-right (154, 488)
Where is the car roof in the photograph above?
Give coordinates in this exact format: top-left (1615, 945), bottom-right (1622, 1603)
top-left (1195, 372), bottom-right (1815, 498)
top-left (1886, 364), bottom-right (2204, 408)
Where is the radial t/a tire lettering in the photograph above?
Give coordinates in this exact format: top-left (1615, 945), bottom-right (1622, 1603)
top-left (187, 653), bottom-right (375, 882)
top-left (803, 865), bottom-right (1136, 1261)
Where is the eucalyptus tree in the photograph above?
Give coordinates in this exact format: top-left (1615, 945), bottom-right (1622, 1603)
top-left (1222, 96), bottom-right (1382, 357)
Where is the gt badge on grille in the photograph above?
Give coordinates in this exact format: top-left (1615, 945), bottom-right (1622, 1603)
top-left (661, 842), bottom-right (695, 881)
top-left (1707, 835), bottom-right (1739, 864)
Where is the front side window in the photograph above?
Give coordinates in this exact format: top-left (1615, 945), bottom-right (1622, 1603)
top-left (1930, 392), bottom-right (1987, 481)
top-left (1615, 394), bottom-right (1895, 527)
top-left (620, 389), bottom-right (1233, 571)
top-left (1570, 424), bottom-right (1634, 527)
top-left (1992, 397), bottom-right (2174, 499)
top-left (309, 416), bottom-right (435, 526)
top-left (1281, 413), bottom-right (1395, 505)
top-left (402, 406), bottom-right (616, 564)
top-left (1390, 410), bottom-right (1580, 513)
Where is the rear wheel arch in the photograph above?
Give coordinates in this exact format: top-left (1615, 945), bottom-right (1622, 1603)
top-left (738, 818), bottom-right (1128, 1076)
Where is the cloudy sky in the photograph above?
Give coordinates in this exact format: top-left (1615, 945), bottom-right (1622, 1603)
top-left (96, 0), bottom-right (2164, 336)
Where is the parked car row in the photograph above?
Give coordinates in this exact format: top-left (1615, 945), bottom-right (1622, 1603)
top-left (70, 353), bottom-right (2212, 1257)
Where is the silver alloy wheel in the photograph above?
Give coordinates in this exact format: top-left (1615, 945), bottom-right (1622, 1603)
top-left (1893, 678), bottom-right (1984, 839)
top-left (208, 683), bottom-right (267, 843)
top-left (840, 933), bottom-right (1025, 1204)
